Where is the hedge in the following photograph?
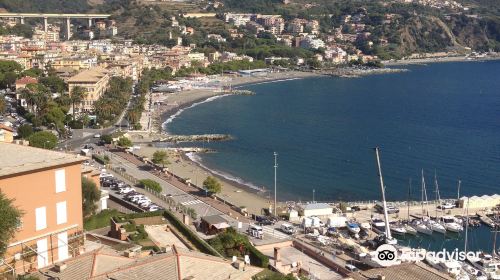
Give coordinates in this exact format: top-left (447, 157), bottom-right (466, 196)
top-left (139, 179), bottom-right (162, 193)
top-left (163, 210), bottom-right (222, 257)
top-left (92, 154), bottom-right (109, 165)
top-left (247, 242), bottom-right (269, 268)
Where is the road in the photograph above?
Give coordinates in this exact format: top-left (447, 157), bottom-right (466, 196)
top-left (58, 84), bottom-right (134, 150)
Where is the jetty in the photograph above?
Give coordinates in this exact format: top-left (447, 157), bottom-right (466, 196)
top-left (228, 89), bottom-right (255, 95)
top-left (152, 134), bottom-right (233, 143)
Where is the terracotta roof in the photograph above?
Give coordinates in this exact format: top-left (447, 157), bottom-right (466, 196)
top-left (67, 67), bottom-right (108, 83)
top-left (0, 124), bottom-right (14, 132)
top-left (32, 245), bottom-right (262, 280)
top-left (15, 76), bottom-right (38, 85)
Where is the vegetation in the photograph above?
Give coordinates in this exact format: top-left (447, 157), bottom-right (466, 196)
top-left (203, 176), bottom-right (222, 194)
top-left (92, 154), bottom-right (109, 165)
top-left (82, 177), bottom-right (101, 217)
top-left (83, 209), bottom-right (119, 231)
top-left (162, 210), bottom-right (222, 257)
top-left (17, 124), bottom-right (33, 139)
top-left (100, 134), bottom-right (113, 144)
top-left (28, 131), bottom-right (58, 149)
top-left (116, 136), bottom-right (132, 147)
top-left (209, 228), bottom-right (269, 268)
top-left (152, 150), bottom-right (170, 168)
top-left (0, 190), bottom-right (23, 258)
top-left (94, 77), bottom-right (132, 126)
top-left (0, 60), bottom-right (22, 89)
top-left (139, 179), bottom-right (162, 193)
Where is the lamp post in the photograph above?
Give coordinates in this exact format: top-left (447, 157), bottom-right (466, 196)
top-left (273, 152), bottom-right (278, 216)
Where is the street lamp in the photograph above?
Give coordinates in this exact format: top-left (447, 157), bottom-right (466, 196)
top-left (273, 152), bottom-right (278, 216)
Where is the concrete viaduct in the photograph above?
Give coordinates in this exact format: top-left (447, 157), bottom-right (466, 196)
top-left (0, 13), bottom-right (111, 39)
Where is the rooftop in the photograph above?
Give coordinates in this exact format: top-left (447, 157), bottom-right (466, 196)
top-left (67, 67), bottom-right (108, 83)
top-left (201, 214), bottom-right (228, 225)
top-left (302, 202), bottom-right (333, 210)
top-left (32, 245), bottom-right (262, 280)
top-left (0, 143), bottom-right (86, 178)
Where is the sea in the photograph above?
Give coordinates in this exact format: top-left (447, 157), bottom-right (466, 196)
top-left (165, 60), bottom-right (500, 252)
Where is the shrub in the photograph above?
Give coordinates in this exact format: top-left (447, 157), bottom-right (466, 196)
top-left (28, 131), bottom-right (58, 149)
top-left (117, 136), bottom-right (132, 147)
top-left (139, 179), bottom-right (162, 193)
top-left (163, 210), bottom-right (222, 257)
top-left (92, 154), bottom-right (109, 165)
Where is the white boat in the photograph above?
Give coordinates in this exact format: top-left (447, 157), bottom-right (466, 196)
top-left (412, 220), bottom-right (433, 235)
top-left (441, 216), bottom-right (464, 232)
top-left (463, 263), bottom-right (488, 280)
top-left (427, 219), bottom-right (447, 234)
top-left (469, 254), bottom-right (500, 280)
top-left (426, 255), bottom-right (464, 279)
top-left (360, 222), bottom-right (371, 231)
top-left (402, 222), bottom-right (418, 235)
top-left (346, 221), bottom-right (361, 234)
top-left (390, 223), bottom-right (407, 235)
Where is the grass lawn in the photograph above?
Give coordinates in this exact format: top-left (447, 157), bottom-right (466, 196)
top-left (84, 209), bottom-right (120, 230)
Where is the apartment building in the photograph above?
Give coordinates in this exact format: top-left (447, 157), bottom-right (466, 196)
top-left (67, 67), bottom-right (110, 113)
top-left (0, 143), bottom-right (86, 275)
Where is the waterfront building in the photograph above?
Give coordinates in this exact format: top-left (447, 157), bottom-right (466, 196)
top-left (0, 143), bottom-right (86, 274)
top-left (67, 67), bottom-right (110, 113)
top-left (298, 203), bottom-right (333, 218)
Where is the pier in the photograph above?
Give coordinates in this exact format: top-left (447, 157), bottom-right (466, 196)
top-left (152, 134), bottom-right (233, 143)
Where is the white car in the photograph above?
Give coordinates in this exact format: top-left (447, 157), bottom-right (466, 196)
top-left (119, 187), bottom-right (135, 194)
top-left (131, 196), bottom-right (146, 202)
top-left (148, 205), bottom-right (161, 212)
top-left (439, 202), bottom-right (455, 209)
top-left (94, 134), bottom-right (101, 138)
top-left (136, 198), bottom-right (151, 205)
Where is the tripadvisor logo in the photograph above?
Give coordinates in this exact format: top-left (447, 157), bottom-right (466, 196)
top-left (375, 244), bottom-right (482, 267)
top-left (376, 244), bottom-right (399, 266)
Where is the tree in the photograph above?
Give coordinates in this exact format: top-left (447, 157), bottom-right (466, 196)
top-left (17, 124), bottom-right (33, 139)
top-left (28, 131), bottom-right (58, 149)
top-left (0, 190), bottom-right (23, 258)
top-left (22, 68), bottom-right (43, 78)
top-left (43, 106), bottom-right (67, 137)
top-left (139, 179), bottom-right (162, 193)
top-left (203, 176), bottom-right (222, 194)
top-left (0, 97), bottom-right (5, 114)
top-left (117, 136), bottom-right (132, 147)
top-left (82, 177), bottom-right (101, 217)
top-left (70, 86), bottom-right (86, 120)
top-left (100, 134), bottom-right (113, 144)
top-left (152, 150), bottom-right (170, 167)
top-left (40, 76), bottom-right (66, 93)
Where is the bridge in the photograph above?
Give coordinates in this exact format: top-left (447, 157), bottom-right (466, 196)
top-left (0, 13), bottom-right (111, 39)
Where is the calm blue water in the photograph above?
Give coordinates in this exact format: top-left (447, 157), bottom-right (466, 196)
top-left (167, 60), bottom-right (500, 206)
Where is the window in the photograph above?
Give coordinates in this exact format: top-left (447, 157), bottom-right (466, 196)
top-left (57, 232), bottom-right (69, 261)
top-left (56, 201), bottom-right (67, 225)
top-left (55, 169), bottom-right (66, 193)
top-left (35, 207), bottom-right (47, 231)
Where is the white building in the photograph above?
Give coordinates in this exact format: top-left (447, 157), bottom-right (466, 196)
top-left (299, 203), bottom-right (333, 218)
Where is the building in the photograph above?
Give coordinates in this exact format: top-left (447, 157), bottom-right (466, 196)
top-left (15, 76), bottom-right (38, 91)
top-left (0, 124), bottom-right (14, 142)
top-left (298, 203), bottom-right (333, 217)
top-left (199, 215), bottom-right (230, 235)
top-left (0, 143), bottom-right (86, 274)
top-left (31, 245), bottom-right (262, 280)
top-left (67, 67), bottom-right (110, 113)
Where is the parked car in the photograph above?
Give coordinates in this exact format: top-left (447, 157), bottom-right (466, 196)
top-left (280, 223), bottom-right (296, 234)
top-left (438, 202), bottom-right (455, 209)
top-left (374, 202), bottom-right (399, 214)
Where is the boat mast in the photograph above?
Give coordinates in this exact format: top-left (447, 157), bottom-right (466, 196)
top-left (457, 179), bottom-right (461, 200)
top-left (374, 147), bottom-right (393, 241)
top-left (464, 197), bottom-right (469, 255)
top-left (408, 178), bottom-right (412, 222)
top-left (434, 171), bottom-right (442, 219)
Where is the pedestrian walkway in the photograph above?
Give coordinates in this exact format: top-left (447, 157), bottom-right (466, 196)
top-left (261, 226), bottom-right (290, 240)
top-left (180, 199), bottom-right (203, 206)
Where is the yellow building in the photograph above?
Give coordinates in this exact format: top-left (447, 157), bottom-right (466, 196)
top-left (67, 67), bottom-right (110, 113)
top-left (0, 124), bottom-right (14, 143)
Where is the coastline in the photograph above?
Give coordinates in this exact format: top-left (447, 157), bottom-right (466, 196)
top-left (144, 70), bottom-right (321, 214)
top-left (383, 54), bottom-right (500, 66)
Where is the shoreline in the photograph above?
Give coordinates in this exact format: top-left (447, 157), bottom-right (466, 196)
top-left (383, 54), bottom-right (500, 66)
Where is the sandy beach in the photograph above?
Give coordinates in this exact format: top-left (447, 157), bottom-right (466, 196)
top-left (135, 70), bottom-right (321, 215)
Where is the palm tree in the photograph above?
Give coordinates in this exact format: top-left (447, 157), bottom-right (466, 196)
top-left (70, 86), bottom-right (86, 120)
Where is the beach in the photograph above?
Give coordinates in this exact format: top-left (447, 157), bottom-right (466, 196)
top-left (383, 53), bottom-right (500, 66)
top-left (136, 70), bottom-right (321, 215)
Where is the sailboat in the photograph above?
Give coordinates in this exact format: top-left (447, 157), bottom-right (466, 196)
top-left (413, 170), bottom-right (433, 235)
top-left (374, 147), bottom-right (397, 245)
top-left (425, 172), bottom-right (446, 234)
top-left (403, 178), bottom-right (418, 235)
top-left (463, 198), bottom-right (488, 280)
